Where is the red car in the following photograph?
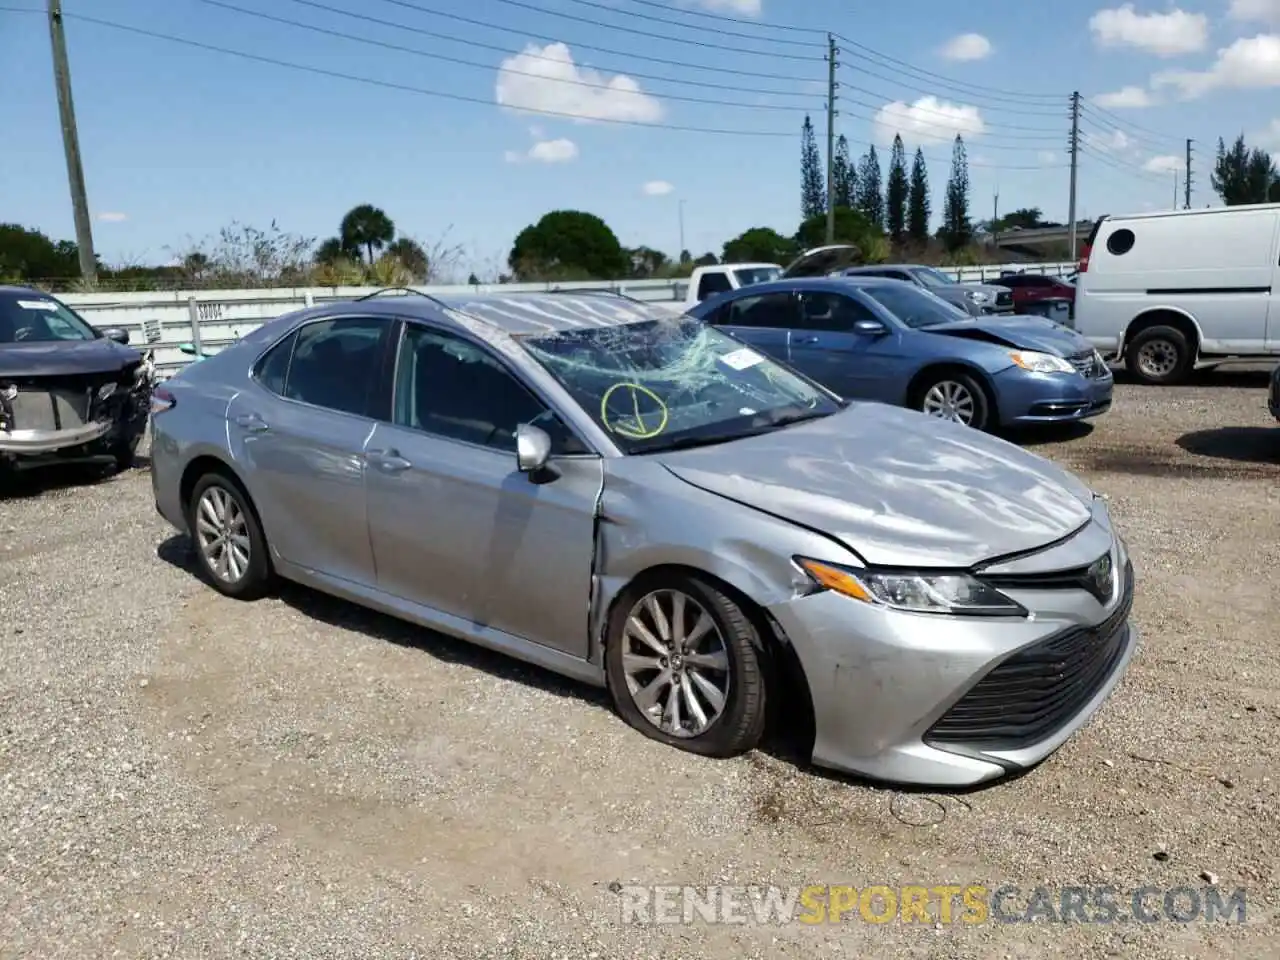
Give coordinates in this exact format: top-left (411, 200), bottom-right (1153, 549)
top-left (994, 273), bottom-right (1075, 310)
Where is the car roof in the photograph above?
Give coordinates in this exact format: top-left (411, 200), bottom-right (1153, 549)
top-left (0, 285), bottom-right (48, 296)
top-left (309, 290), bottom-right (665, 337)
top-left (841, 264), bottom-right (928, 272)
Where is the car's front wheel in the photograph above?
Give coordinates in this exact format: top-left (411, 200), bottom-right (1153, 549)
top-left (1126, 325), bottom-right (1192, 385)
top-left (604, 574), bottom-right (768, 759)
top-left (915, 371), bottom-right (992, 430)
top-left (186, 471), bottom-right (273, 600)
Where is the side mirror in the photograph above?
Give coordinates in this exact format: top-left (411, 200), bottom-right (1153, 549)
top-left (99, 326), bottom-right (130, 345)
top-left (853, 319), bottom-right (888, 336)
top-left (515, 423), bottom-right (552, 475)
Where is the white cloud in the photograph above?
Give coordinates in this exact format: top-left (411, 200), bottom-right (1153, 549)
top-left (872, 96), bottom-right (985, 146)
top-left (96, 211), bottom-right (127, 222)
top-left (1037, 150), bottom-right (1061, 164)
top-left (1093, 85), bottom-right (1156, 108)
top-left (642, 180), bottom-right (674, 196)
top-left (496, 42), bottom-right (663, 124)
top-left (1144, 154), bottom-right (1182, 172)
top-left (677, 0), bottom-right (762, 13)
top-left (1253, 116), bottom-right (1280, 148)
top-left (1153, 33), bottom-right (1280, 97)
top-left (1229, 0), bottom-right (1280, 23)
top-left (1090, 128), bottom-right (1136, 153)
top-left (1088, 4), bottom-right (1208, 56)
top-left (504, 137), bottom-right (579, 163)
top-left (939, 33), bottom-right (992, 61)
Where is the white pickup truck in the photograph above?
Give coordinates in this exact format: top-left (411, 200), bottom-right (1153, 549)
top-left (651, 246), bottom-right (862, 315)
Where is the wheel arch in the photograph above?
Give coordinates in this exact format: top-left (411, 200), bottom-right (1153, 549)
top-left (904, 360), bottom-right (1001, 422)
top-left (1122, 308), bottom-right (1202, 359)
top-left (179, 454), bottom-right (271, 566)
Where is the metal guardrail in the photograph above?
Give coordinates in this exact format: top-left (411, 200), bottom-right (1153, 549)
top-left (56, 262), bottom-right (1076, 376)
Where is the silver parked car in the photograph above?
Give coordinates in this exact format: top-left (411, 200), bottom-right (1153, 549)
top-left (838, 264), bottom-right (1015, 316)
top-left (149, 291), bottom-right (1136, 787)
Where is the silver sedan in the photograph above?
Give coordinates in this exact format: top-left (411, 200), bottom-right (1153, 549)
top-left (149, 291), bottom-right (1137, 787)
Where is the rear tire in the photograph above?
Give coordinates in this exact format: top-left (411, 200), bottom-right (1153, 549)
top-left (914, 371), bottom-right (993, 431)
top-left (1126, 325), bottom-right (1193, 385)
top-left (186, 471), bottom-right (273, 600)
top-left (605, 573), bottom-right (767, 759)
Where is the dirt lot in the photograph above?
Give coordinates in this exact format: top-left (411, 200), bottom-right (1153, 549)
top-left (2, 370), bottom-right (1278, 959)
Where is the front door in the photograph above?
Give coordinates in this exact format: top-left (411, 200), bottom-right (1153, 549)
top-left (225, 315), bottom-right (391, 586)
top-left (710, 290), bottom-right (796, 365)
top-left (788, 290), bottom-right (905, 399)
top-left (364, 322), bottom-right (601, 657)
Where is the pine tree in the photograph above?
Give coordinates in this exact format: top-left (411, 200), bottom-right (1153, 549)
top-left (907, 147), bottom-right (930, 245)
top-left (942, 134), bottom-right (972, 252)
top-left (800, 115), bottom-right (826, 220)
top-left (855, 146), bottom-right (884, 229)
top-left (885, 135), bottom-right (909, 244)
top-left (832, 135), bottom-right (856, 209)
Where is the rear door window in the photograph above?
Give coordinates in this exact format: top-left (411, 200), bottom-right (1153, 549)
top-left (278, 317), bottom-right (390, 417)
top-left (696, 271), bottom-right (733, 301)
top-left (721, 292), bottom-right (798, 329)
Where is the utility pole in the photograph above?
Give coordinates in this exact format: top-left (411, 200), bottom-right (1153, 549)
top-left (1184, 139), bottom-right (1193, 209)
top-left (47, 0), bottom-right (96, 286)
top-left (824, 33), bottom-right (838, 244)
top-left (677, 199), bottom-right (685, 258)
top-left (1173, 172), bottom-right (1179, 210)
top-left (1067, 91), bottom-right (1080, 262)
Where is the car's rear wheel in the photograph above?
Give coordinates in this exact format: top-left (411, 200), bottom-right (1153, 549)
top-left (1126, 325), bottom-right (1192, 385)
top-left (186, 471), bottom-right (273, 600)
top-left (916, 371), bottom-right (991, 430)
top-left (604, 574), bottom-right (767, 759)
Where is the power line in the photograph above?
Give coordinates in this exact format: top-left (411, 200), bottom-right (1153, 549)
top-left (52, 11), bottom-right (800, 136)
top-left (592, 0), bottom-right (826, 34)
top-left (839, 63), bottom-right (1067, 118)
top-left (196, 0), bottom-right (819, 113)
top-left (838, 77), bottom-right (1064, 133)
top-left (377, 0), bottom-right (823, 61)
top-left (833, 33), bottom-right (1061, 103)
top-left (838, 98), bottom-right (1063, 145)
top-left (1083, 99), bottom-right (1183, 145)
top-left (307, 0), bottom-right (819, 84)
top-left (530, 0), bottom-right (824, 46)
top-left (1078, 104), bottom-right (1181, 153)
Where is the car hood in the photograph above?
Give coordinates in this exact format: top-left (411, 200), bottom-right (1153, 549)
top-left (658, 403), bottom-right (1095, 568)
top-left (921, 314), bottom-right (1087, 355)
top-left (0, 338), bottom-right (141, 378)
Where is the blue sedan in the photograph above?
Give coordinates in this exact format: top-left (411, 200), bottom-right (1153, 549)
top-left (686, 277), bottom-right (1113, 432)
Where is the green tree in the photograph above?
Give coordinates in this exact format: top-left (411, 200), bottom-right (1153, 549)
top-left (885, 135), bottom-right (909, 244)
top-left (855, 147), bottom-right (884, 229)
top-left (627, 246), bottom-right (669, 278)
top-left (315, 237), bottom-right (348, 266)
top-left (1211, 134), bottom-right (1279, 205)
top-left (0, 223), bottom-right (86, 281)
top-left (832, 135), bottom-right (856, 209)
top-left (941, 135), bottom-right (972, 252)
top-left (996, 207), bottom-right (1044, 231)
top-left (339, 204), bottom-right (396, 264)
top-left (722, 227), bottom-right (797, 264)
top-left (800, 115), bottom-right (826, 220)
top-left (387, 237), bottom-right (429, 281)
top-left (508, 210), bottom-right (627, 280)
top-left (795, 206), bottom-right (880, 252)
top-left (907, 147), bottom-right (931, 245)
top-left (694, 251), bottom-right (718, 266)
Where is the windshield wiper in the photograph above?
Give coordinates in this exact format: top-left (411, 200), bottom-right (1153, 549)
top-left (640, 432), bottom-right (749, 453)
top-left (759, 406), bottom-right (834, 428)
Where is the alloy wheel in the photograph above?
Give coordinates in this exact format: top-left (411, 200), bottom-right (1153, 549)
top-left (921, 380), bottom-right (977, 424)
top-left (194, 485), bottom-right (251, 583)
top-left (620, 589), bottom-right (731, 739)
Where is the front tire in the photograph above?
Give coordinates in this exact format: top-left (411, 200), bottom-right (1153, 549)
top-left (1126, 325), bottom-right (1193, 385)
top-left (604, 574), bottom-right (767, 759)
top-left (915, 371), bottom-right (992, 431)
top-left (186, 471), bottom-right (273, 600)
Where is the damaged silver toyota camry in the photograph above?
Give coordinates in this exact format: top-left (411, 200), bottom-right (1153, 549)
top-left (150, 290), bottom-right (1136, 787)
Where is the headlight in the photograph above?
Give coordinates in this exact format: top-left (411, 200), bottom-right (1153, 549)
top-left (796, 558), bottom-right (1026, 617)
top-left (965, 290), bottom-right (990, 303)
top-left (97, 382), bottom-right (117, 400)
top-left (1009, 350), bottom-right (1075, 374)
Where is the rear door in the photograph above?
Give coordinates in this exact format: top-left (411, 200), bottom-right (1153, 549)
top-left (708, 290), bottom-right (796, 363)
top-left (225, 315), bottom-right (392, 586)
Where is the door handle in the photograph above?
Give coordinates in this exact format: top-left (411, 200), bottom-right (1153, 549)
top-left (795, 335), bottom-right (821, 344)
top-left (234, 412), bottom-right (269, 433)
top-left (366, 448), bottom-right (412, 473)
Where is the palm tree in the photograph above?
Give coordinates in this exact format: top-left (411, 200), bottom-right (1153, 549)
top-left (386, 237), bottom-right (429, 281)
top-left (339, 204), bottom-right (395, 264)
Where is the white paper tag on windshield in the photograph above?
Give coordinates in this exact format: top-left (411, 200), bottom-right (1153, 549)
top-left (720, 347), bottom-right (763, 370)
top-left (16, 300), bottom-right (57, 311)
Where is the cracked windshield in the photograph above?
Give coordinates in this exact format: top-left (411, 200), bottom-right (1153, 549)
top-left (519, 315), bottom-right (844, 453)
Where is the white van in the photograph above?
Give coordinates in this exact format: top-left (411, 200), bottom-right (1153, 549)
top-left (1073, 203), bottom-right (1280, 384)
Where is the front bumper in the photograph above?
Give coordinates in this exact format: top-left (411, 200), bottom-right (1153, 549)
top-left (766, 528), bottom-right (1136, 787)
top-left (0, 378), bottom-right (151, 462)
top-left (994, 365), bottom-right (1114, 426)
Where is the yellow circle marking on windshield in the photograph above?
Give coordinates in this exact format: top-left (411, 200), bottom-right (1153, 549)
top-left (600, 382), bottom-right (669, 439)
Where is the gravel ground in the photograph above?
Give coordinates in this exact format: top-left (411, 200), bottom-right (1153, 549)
top-left (2, 369), bottom-right (1278, 959)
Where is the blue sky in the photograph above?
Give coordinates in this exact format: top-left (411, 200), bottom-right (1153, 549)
top-left (3, 0), bottom-right (1279, 277)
